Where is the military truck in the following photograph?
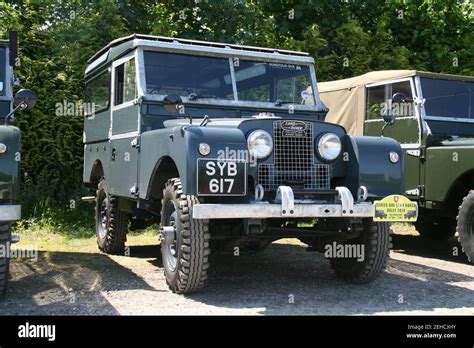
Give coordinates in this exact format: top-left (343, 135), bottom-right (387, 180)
top-left (319, 70), bottom-right (474, 262)
top-left (83, 35), bottom-right (411, 293)
top-left (0, 32), bottom-right (37, 297)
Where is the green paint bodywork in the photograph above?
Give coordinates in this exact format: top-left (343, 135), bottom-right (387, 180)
top-left (83, 38), bottom-right (405, 221)
top-left (425, 144), bottom-right (474, 202)
top-left (359, 74), bottom-right (474, 217)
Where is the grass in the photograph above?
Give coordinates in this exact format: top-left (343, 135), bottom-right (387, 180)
top-left (14, 218), bottom-right (159, 253)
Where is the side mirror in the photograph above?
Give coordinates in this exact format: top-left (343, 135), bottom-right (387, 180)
top-left (4, 89), bottom-right (37, 125)
top-left (391, 92), bottom-right (407, 104)
top-left (14, 89), bottom-right (37, 110)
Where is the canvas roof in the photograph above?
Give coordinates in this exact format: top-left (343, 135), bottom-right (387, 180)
top-left (318, 70), bottom-right (474, 135)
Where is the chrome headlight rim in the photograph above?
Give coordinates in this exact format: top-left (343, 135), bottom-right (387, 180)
top-left (247, 130), bottom-right (273, 159)
top-left (317, 133), bottom-right (342, 161)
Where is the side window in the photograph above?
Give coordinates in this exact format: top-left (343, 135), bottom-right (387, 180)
top-left (85, 70), bottom-right (110, 114)
top-left (366, 80), bottom-right (415, 121)
top-left (115, 58), bottom-right (136, 105)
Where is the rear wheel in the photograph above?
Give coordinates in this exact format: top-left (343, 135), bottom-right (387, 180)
top-left (457, 191), bottom-right (474, 263)
top-left (160, 178), bottom-right (210, 294)
top-left (0, 223), bottom-right (12, 298)
top-left (330, 219), bottom-right (392, 284)
top-left (415, 216), bottom-right (456, 240)
top-left (95, 179), bottom-right (129, 254)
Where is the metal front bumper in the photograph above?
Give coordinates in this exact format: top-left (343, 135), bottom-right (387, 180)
top-left (0, 205), bottom-right (21, 221)
top-left (193, 186), bottom-right (375, 220)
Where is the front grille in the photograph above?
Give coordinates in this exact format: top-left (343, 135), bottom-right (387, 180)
top-left (258, 120), bottom-right (330, 192)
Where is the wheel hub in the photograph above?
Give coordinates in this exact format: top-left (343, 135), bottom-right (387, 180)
top-left (161, 208), bottom-right (178, 271)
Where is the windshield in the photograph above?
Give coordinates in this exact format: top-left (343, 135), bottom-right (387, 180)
top-left (0, 47), bottom-right (5, 95)
top-left (143, 51), bottom-right (315, 105)
top-left (235, 60), bottom-right (314, 105)
top-left (421, 77), bottom-right (474, 119)
top-left (144, 51), bottom-right (233, 100)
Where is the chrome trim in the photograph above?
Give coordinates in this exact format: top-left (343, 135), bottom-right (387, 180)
top-left (192, 186), bottom-right (374, 219)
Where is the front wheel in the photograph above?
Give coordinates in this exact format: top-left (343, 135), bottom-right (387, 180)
top-left (0, 223), bottom-right (12, 297)
top-left (160, 178), bottom-right (210, 294)
top-left (457, 190), bottom-right (474, 263)
top-left (330, 219), bottom-right (392, 284)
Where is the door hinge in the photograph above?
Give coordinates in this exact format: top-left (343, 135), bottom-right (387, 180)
top-left (130, 184), bottom-right (139, 196)
top-left (406, 149), bottom-right (421, 157)
top-left (131, 137), bottom-right (140, 149)
top-left (417, 185), bottom-right (425, 200)
top-left (405, 188), bottom-right (420, 196)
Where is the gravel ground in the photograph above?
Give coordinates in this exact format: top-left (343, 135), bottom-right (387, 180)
top-left (0, 231), bottom-right (473, 315)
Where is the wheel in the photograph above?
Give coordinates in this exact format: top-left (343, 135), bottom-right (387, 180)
top-left (0, 223), bottom-right (12, 298)
top-left (329, 219), bottom-right (392, 284)
top-left (160, 178), bottom-right (210, 294)
top-left (415, 216), bottom-right (456, 240)
top-left (457, 190), bottom-right (474, 263)
top-left (95, 179), bottom-right (129, 254)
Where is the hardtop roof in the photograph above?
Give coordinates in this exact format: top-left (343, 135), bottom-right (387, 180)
top-left (85, 34), bottom-right (313, 78)
top-left (318, 70), bottom-right (474, 93)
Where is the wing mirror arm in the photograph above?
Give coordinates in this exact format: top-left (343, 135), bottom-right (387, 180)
top-left (4, 89), bottom-right (37, 125)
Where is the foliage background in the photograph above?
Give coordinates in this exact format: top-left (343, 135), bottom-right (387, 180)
top-left (0, 0), bottom-right (472, 229)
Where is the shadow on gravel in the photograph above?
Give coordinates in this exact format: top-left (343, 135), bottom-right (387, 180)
top-left (392, 234), bottom-right (470, 265)
top-left (2, 241), bottom-right (472, 315)
top-left (183, 242), bottom-right (474, 315)
top-left (0, 250), bottom-right (159, 315)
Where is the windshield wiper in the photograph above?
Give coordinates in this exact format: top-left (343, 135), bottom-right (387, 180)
top-left (188, 93), bottom-right (216, 101)
top-left (274, 99), bottom-right (297, 106)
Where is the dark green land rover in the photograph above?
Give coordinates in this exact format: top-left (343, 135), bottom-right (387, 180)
top-left (320, 70), bottom-right (474, 262)
top-left (0, 33), bottom-right (36, 297)
top-left (83, 35), bottom-right (411, 293)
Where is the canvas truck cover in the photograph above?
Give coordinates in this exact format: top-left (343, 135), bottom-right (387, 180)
top-left (318, 70), bottom-right (419, 135)
top-left (319, 70), bottom-right (474, 135)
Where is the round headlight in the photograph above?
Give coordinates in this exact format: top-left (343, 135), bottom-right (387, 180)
top-left (317, 133), bottom-right (341, 161)
top-left (247, 130), bottom-right (273, 159)
top-left (199, 143), bottom-right (211, 156)
top-left (0, 143), bottom-right (7, 155)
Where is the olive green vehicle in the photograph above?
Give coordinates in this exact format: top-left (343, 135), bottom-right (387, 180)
top-left (0, 33), bottom-right (37, 297)
top-left (83, 35), bottom-right (408, 294)
top-left (319, 70), bottom-right (474, 262)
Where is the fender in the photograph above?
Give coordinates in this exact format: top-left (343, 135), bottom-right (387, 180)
top-left (343, 135), bottom-right (404, 199)
top-left (139, 125), bottom-right (247, 198)
top-left (425, 145), bottom-right (474, 202)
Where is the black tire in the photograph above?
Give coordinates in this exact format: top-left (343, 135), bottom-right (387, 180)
top-left (0, 223), bottom-right (12, 298)
top-left (95, 179), bottom-right (129, 254)
top-left (160, 178), bottom-right (210, 294)
top-left (330, 219), bottom-right (392, 284)
top-left (457, 190), bottom-right (474, 263)
top-left (415, 216), bottom-right (456, 240)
